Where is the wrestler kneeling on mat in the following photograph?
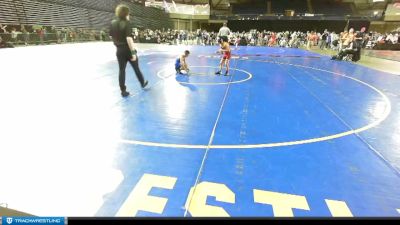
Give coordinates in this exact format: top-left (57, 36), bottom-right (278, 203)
top-left (175, 50), bottom-right (190, 74)
top-left (215, 36), bottom-right (231, 76)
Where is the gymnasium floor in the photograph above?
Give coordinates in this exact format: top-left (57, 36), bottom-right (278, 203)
top-left (0, 42), bottom-right (399, 217)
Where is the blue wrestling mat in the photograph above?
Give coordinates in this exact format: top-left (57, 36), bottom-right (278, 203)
top-left (0, 43), bottom-right (399, 217)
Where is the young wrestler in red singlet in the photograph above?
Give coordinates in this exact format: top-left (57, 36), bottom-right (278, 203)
top-left (215, 36), bottom-right (231, 76)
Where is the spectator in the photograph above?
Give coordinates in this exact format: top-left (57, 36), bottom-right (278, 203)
top-left (330, 31), bottom-right (339, 50)
top-left (11, 28), bottom-right (18, 44)
top-left (38, 27), bottom-right (45, 44)
top-left (306, 32), bottom-right (313, 49)
top-left (61, 28), bottom-right (67, 43)
top-left (100, 29), bottom-right (106, 41)
top-left (331, 39), bottom-right (358, 61)
top-left (0, 24), bottom-right (8, 33)
top-left (353, 27), bottom-right (366, 62)
top-left (2, 23), bottom-right (399, 54)
top-left (319, 29), bottom-right (328, 50)
top-left (21, 25), bottom-right (29, 45)
top-left (0, 36), bottom-right (14, 48)
top-left (217, 22), bottom-right (231, 43)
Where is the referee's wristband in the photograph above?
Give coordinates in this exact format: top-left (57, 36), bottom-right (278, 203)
top-left (131, 49), bottom-right (137, 55)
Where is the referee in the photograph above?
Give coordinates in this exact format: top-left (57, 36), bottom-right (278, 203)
top-left (110, 4), bottom-right (148, 97)
top-left (218, 22), bottom-right (231, 43)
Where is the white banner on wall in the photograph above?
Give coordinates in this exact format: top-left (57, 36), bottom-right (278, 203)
top-left (145, 0), bottom-right (210, 15)
top-left (384, 3), bottom-right (400, 21)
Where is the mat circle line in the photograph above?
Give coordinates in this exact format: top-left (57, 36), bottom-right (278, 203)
top-left (120, 59), bottom-right (392, 149)
top-left (157, 66), bottom-right (253, 85)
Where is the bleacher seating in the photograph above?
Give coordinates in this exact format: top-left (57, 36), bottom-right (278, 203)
top-left (312, 0), bottom-right (352, 15)
top-left (41, 0), bottom-right (119, 12)
top-left (0, 0), bottom-right (173, 30)
top-left (271, 0), bottom-right (308, 14)
top-left (0, 0), bottom-right (21, 25)
top-left (232, 3), bottom-right (266, 15)
top-left (21, 0), bottom-right (91, 28)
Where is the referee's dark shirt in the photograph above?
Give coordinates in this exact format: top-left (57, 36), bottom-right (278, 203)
top-left (109, 18), bottom-right (133, 47)
top-left (355, 31), bottom-right (365, 48)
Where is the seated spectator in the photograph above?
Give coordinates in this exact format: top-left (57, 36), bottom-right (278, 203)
top-left (331, 40), bottom-right (358, 61)
top-left (0, 36), bottom-right (14, 48)
top-left (0, 24), bottom-right (8, 33)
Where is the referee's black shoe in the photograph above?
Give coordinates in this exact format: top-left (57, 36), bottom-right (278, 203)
top-left (142, 80), bottom-right (149, 89)
top-left (121, 91), bottom-right (130, 97)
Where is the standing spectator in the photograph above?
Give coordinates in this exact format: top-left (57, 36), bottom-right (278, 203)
top-left (50, 26), bottom-right (57, 43)
top-left (174, 30), bottom-right (179, 45)
top-left (306, 32), bottom-right (313, 49)
top-left (257, 32), bottom-right (263, 46)
top-left (196, 29), bottom-right (202, 45)
top-left (183, 31), bottom-right (188, 45)
top-left (312, 32), bottom-right (318, 46)
top-left (330, 31), bottom-right (339, 50)
top-left (56, 29), bottom-right (62, 43)
top-left (217, 22), bottom-right (231, 43)
top-left (326, 31), bottom-right (331, 49)
top-left (21, 25), bottom-right (29, 45)
top-left (319, 29), bottom-right (328, 50)
top-left (43, 27), bottom-right (48, 43)
top-left (268, 32), bottom-right (276, 47)
top-left (264, 33), bottom-right (269, 46)
top-left (38, 27), bottom-right (45, 45)
top-left (353, 27), bottom-right (366, 62)
top-left (178, 31), bottom-right (183, 45)
top-left (100, 29), bottom-right (106, 41)
top-left (11, 28), bottom-right (18, 44)
top-left (61, 28), bottom-right (67, 43)
top-left (339, 31), bottom-right (349, 50)
top-left (202, 30), bottom-right (209, 45)
top-left (68, 28), bottom-right (72, 42)
top-left (69, 28), bottom-right (74, 42)
top-left (235, 35), bottom-right (241, 48)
